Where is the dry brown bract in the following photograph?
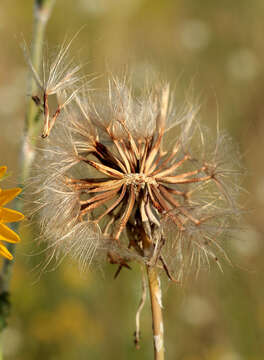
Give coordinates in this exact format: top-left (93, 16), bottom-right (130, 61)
top-left (29, 79), bottom-right (240, 279)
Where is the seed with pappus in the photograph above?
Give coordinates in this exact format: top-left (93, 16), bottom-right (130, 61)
top-left (23, 36), bottom-right (83, 138)
top-left (28, 77), bottom-right (240, 280)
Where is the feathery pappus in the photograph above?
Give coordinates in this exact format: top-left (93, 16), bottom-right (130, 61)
top-left (23, 35), bottom-right (84, 138)
top-left (27, 69), bottom-right (241, 280)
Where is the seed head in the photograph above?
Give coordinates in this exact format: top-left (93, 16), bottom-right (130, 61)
top-left (28, 77), bottom-right (240, 279)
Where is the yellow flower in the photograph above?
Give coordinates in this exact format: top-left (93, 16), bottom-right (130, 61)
top-left (0, 166), bottom-right (24, 260)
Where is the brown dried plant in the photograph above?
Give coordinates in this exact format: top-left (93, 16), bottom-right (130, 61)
top-left (27, 58), bottom-right (241, 358)
top-left (28, 76), bottom-right (240, 279)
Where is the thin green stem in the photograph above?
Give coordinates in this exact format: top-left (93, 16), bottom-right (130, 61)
top-left (0, 0), bottom-right (55, 293)
top-left (0, 0), bottom-right (55, 355)
top-left (27, 0), bottom-right (55, 128)
top-left (24, 0), bottom-right (55, 180)
top-left (0, 335), bottom-right (3, 360)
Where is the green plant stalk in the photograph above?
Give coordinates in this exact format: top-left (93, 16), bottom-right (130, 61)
top-left (0, 0), bottom-right (55, 355)
top-left (23, 0), bottom-right (56, 180)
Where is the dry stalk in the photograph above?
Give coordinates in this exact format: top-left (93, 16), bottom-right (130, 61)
top-left (27, 45), bottom-right (241, 358)
top-left (134, 265), bottom-right (147, 349)
top-left (147, 265), bottom-right (165, 360)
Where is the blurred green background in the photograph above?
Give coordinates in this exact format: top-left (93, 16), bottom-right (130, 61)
top-left (0, 0), bottom-right (264, 359)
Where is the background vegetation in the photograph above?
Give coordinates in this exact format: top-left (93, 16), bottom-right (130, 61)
top-left (0, 0), bottom-right (263, 359)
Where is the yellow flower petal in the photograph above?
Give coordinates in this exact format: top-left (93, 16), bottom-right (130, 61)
top-left (0, 207), bottom-right (24, 223)
top-left (0, 188), bottom-right (22, 206)
top-left (0, 223), bottom-right (20, 243)
top-left (0, 167), bottom-right (7, 179)
top-left (0, 243), bottom-right (13, 260)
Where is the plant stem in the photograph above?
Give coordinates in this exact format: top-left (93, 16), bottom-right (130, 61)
top-left (0, 0), bottom-right (55, 294)
top-left (0, 335), bottom-right (3, 360)
top-left (23, 0), bottom-right (55, 180)
top-left (0, 0), bottom-right (55, 353)
top-left (26, 1), bottom-right (55, 132)
top-left (146, 265), bottom-right (165, 360)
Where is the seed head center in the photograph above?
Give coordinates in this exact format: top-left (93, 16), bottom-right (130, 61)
top-left (124, 173), bottom-right (157, 187)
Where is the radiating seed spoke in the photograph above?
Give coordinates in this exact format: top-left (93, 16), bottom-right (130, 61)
top-left (116, 118), bottom-right (140, 160)
top-left (114, 186), bottom-right (136, 241)
top-left (80, 191), bottom-right (119, 217)
top-left (152, 154), bottom-right (190, 178)
top-left (93, 141), bottom-right (127, 173)
top-left (81, 158), bottom-right (125, 178)
top-left (86, 180), bottom-right (125, 193)
top-left (139, 138), bottom-right (151, 173)
top-left (95, 185), bottom-right (127, 223)
top-left (110, 138), bottom-right (131, 173)
top-left (143, 85), bottom-right (169, 173)
top-left (162, 186), bottom-right (188, 198)
top-left (158, 175), bottom-right (212, 184)
top-left (159, 185), bottom-right (200, 225)
top-left (150, 185), bottom-right (185, 230)
top-left (68, 179), bottom-right (124, 192)
top-left (151, 142), bottom-right (181, 175)
top-left (80, 188), bottom-right (121, 206)
top-left (147, 184), bottom-right (163, 213)
top-left (120, 139), bottom-right (136, 171)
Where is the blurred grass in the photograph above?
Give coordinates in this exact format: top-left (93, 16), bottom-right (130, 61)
top-left (0, 0), bottom-right (264, 359)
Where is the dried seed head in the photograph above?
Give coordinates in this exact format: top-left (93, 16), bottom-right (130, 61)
top-left (27, 76), bottom-right (241, 279)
